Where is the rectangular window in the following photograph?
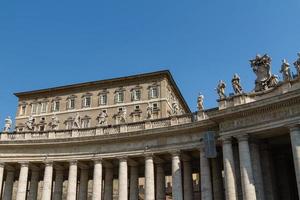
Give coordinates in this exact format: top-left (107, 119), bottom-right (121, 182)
top-left (41, 102), bottom-right (47, 113)
top-left (153, 103), bottom-right (158, 110)
top-left (135, 105), bottom-right (140, 110)
top-left (84, 96), bottom-right (91, 107)
top-left (116, 92), bottom-right (124, 103)
top-left (31, 104), bottom-right (37, 114)
top-left (53, 101), bottom-right (60, 112)
top-left (150, 87), bottom-right (158, 99)
top-left (68, 99), bottom-right (75, 109)
top-left (20, 105), bottom-right (26, 116)
top-left (132, 90), bottom-right (141, 101)
top-left (99, 94), bottom-right (107, 105)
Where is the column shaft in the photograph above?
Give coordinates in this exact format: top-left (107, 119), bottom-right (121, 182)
top-left (42, 162), bottom-right (53, 200)
top-left (28, 169), bottom-right (40, 200)
top-left (222, 138), bottom-right (237, 200)
top-left (145, 156), bottom-right (155, 200)
top-left (67, 161), bottom-right (77, 200)
top-left (92, 160), bottom-right (103, 200)
top-left (290, 126), bottom-right (300, 197)
top-left (250, 143), bottom-right (265, 200)
top-left (155, 164), bottom-right (165, 200)
top-left (53, 169), bottom-right (64, 200)
top-left (129, 165), bottom-right (139, 200)
top-left (211, 158), bottom-right (224, 200)
top-left (79, 168), bottom-right (89, 200)
top-left (3, 170), bottom-right (15, 200)
top-left (104, 166), bottom-right (113, 200)
top-left (238, 136), bottom-right (257, 200)
top-left (172, 153), bottom-right (183, 200)
top-left (183, 160), bottom-right (193, 200)
top-left (16, 163), bottom-right (29, 200)
top-left (118, 158), bottom-right (128, 200)
top-left (200, 149), bottom-right (213, 200)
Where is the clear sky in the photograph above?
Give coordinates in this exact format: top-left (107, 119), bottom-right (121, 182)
top-left (0, 0), bottom-right (299, 128)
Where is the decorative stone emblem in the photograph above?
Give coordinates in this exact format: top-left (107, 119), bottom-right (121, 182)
top-left (216, 80), bottom-right (226, 99)
top-left (250, 54), bottom-right (277, 91)
top-left (3, 116), bottom-right (12, 132)
top-left (293, 52), bottom-right (300, 77)
top-left (280, 59), bottom-right (292, 81)
top-left (231, 73), bottom-right (243, 94)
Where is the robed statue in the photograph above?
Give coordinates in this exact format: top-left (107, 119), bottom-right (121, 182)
top-left (216, 80), bottom-right (226, 99)
top-left (294, 52), bottom-right (300, 77)
top-left (231, 74), bottom-right (243, 94)
top-left (280, 59), bottom-right (292, 82)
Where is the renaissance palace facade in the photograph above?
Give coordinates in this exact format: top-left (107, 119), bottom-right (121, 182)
top-left (0, 53), bottom-right (300, 200)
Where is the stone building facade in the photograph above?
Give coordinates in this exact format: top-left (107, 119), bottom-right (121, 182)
top-left (0, 57), bottom-right (300, 200)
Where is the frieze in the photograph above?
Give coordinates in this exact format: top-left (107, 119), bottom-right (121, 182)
top-left (220, 103), bottom-right (300, 131)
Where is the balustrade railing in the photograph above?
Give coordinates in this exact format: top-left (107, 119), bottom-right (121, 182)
top-left (0, 112), bottom-right (204, 141)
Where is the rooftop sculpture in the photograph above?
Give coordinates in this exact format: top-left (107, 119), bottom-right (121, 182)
top-left (280, 59), bottom-right (292, 82)
top-left (231, 73), bottom-right (243, 94)
top-left (216, 80), bottom-right (226, 99)
top-left (294, 52), bottom-right (300, 77)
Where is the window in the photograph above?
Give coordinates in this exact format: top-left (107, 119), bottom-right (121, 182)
top-left (149, 87), bottom-right (159, 99)
top-left (68, 98), bottom-right (75, 110)
top-left (99, 94), bottom-right (107, 105)
top-left (132, 90), bottom-right (141, 101)
top-left (115, 92), bottom-right (124, 103)
top-left (153, 103), bottom-right (158, 110)
top-left (41, 102), bottom-right (47, 113)
top-left (135, 105), bottom-right (140, 110)
top-left (52, 101), bottom-right (60, 112)
top-left (31, 103), bottom-right (37, 114)
top-left (83, 96), bottom-right (91, 108)
top-left (20, 105), bottom-right (26, 116)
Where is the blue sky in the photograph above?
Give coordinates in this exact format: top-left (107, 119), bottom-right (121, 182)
top-left (0, 0), bottom-right (300, 128)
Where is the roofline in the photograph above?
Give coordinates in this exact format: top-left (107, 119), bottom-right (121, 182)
top-left (14, 70), bottom-right (191, 113)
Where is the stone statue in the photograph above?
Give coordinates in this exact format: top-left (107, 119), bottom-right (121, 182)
top-left (293, 52), bottom-right (300, 77)
top-left (73, 113), bottom-right (81, 128)
top-left (197, 93), bottom-right (204, 111)
top-left (146, 103), bottom-right (153, 119)
top-left (216, 80), bottom-right (226, 99)
top-left (120, 110), bottom-right (127, 123)
top-left (231, 73), bottom-right (243, 94)
top-left (269, 74), bottom-right (279, 87)
top-left (280, 59), bottom-right (292, 81)
top-left (25, 116), bottom-right (35, 130)
top-left (98, 111), bottom-right (108, 125)
top-left (49, 115), bottom-right (59, 130)
top-left (172, 101), bottom-right (180, 115)
top-left (250, 54), bottom-right (274, 91)
top-left (3, 116), bottom-right (12, 132)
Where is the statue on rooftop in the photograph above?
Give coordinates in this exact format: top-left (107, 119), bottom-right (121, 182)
top-left (216, 80), bottom-right (226, 99)
top-left (231, 73), bottom-right (243, 94)
top-left (73, 113), bottom-right (81, 128)
top-left (197, 93), bottom-right (204, 111)
top-left (269, 74), bottom-right (279, 87)
top-left (293, 52), bottom-right (300, 77)
top-left (97, 111), bottom-right (108, 125)
top-left (26, 116), bottom-right (35, 130)
top-left (3, 116), bottom-right (12, 132)
top-left (280, 59), bottom-right (292, 81)
top-left (250, 54), bottom-right (273, 91)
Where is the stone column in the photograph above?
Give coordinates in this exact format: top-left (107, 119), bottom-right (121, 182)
top-left (182, 157), bottom-right (193, 200)
top-left (200, 147), bottom-right (213, 200)
top-left (237, 135), bottom-right (257, 200)
top-left (119, 157), bottom-right (128, 200)
top-left (78, 166), bottom-right (89, 200)
top-left (92, 159), bottom-right (103, 200)
top-left (222, 137), bottom-right (237, 200)
top-left (104, 164), bottom-right (113, 200)
top-left (155, 163), bottom-right (165, 200)
top-left (290, 125), bottom-right (300, 197)
top-left (67, 161), bottom-right (77, 200)
top-left (42, 162), bottom-right (53, 200)
top-left (0, 163), bottom-right (5, 198)
top-left (3, 169), bottom-right (15, 200)
top-left (129, 165), bottom-right (139, 200)
top-left (260, 145), bottom-right (276, 200)
top-left (53, 167), bottom-right (64, 200)
top-left (171, 152), bottom-right (183, 200)
top-left (16, 162), bottom-right (29, 200)
top-left (211, 157), bottom-right (224, 200)
top-left (250, 142), bottom-right (265, 200)
top-left (145, 155), bottom-right (155, 200)
top-left (28, 167), bottom-right (40, 200)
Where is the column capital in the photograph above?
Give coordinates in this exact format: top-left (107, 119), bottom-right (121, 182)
top-left (169, 150), bottom-right (181, 157)
top-left (220, 136), bottom-right (233, 144)
top-left (118, 156), bottom-right (128, 162)
top-left (19, 162), bottom-right (29, 167)
top-left (144, 153), bottom-right (154, 160)
top-left (68, 160), bottom-right (78, 165)
top-left (92, 158), bottom-right (103, 164)
top-left (44, 161), bottom-right (53, 166)
top-left (236, 134), bottom-right (249, 142)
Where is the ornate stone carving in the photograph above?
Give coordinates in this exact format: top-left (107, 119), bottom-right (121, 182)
top-left (97, 111), bottom-right (108, 126)
top-left (25, 116), bottom-right (35, 131)
top-left (268, 74), bottom-right (279, 87)
top-left (146, 103), bottom-right (153, 119)
top-left (3, 116), bottom-right (12, 132)
top-left (231, 73), bottom-right (243, 94)
top-left (197, 93), bottom-right (204, 111)
top-left (171, 101), bottom-right (180, 115)
top-left (294, 52), bottom-right (300, 77)
top-left (250, 54), bottom-right (278, 91)
top-left (49, 115), bottom-right (59, 130)
top-left (73, 113), bottom-right (81, 128)
top-left (280, 59), bottom-right (292, 82)
top-left (216, 80), bottom-right (226, 99)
